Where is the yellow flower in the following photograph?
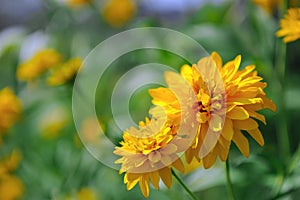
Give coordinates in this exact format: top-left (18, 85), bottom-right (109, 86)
top-left (38, 106), bottom-right (69, 140)
top-left (77, 187), bottom-right (97, 200)
top-left (47, 57), bottom-right (82, 86)
top-left (253, 0), bottom-right (300, 15)
top-left (0, 150), bottom-right (22, 176)
top-left (101, 0), bottom-right (136, 27)
top-left (114, 107), bottom-right (185, 197)
top-left (17, 49), bottom-right (62, 81)
top-left (276, 8), bottom-right (300, 43)
top-left (253, 0), bottom-right (279, 14)
top-left (149, 52), bottom-right (276, 169)
top-left (0, 150), bottom-right (24, 200)
top-left (0, 174), bottom-right (24, 200)
top-left (65, 0), bottom-right (91, 8)
top-left (0, 88), bottom-right (22, 144)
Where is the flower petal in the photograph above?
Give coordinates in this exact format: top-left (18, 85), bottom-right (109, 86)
top-left (227, 106), bottom-right (249, 120)
top-left (247, 128), bottom-right (264, 146)
top-left (139, 176), bottom-right (150, 197)
top-left (159, 167), bottom-right (172, 188)
top-left (232, 118), bottom-right (258, 130)
top-left (233, 129), bottom-right (250, 157)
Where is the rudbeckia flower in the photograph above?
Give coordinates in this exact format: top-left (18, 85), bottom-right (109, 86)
top-left (101, 0), bottom-right (136, 28)
top-left (253, 0), bottom-right (279, 15)
top-left (0, 88), bottom-right (22, 144)
top-left (17, 49), bottom-right (62, 81)
top-left (149, 52), bottom-right (276, 169)
top-left (114, 106), bottom-right (186, 197)
top-left (276, 8), bottom-right (300, 43)
top-left (0, 150), bottom-right (24, 200)
top-left (47, 57), bottom-right (82, 86)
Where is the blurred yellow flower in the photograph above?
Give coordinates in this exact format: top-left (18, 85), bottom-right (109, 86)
top-left (150, 52), bottom-right (276, 169)
top-left (47, 57), bottom-right (82, 86)
top-left (0, 150), bottom-right (22, 175)
top-left (253, 0), bottom-right (279, 14)
top-left (0, 88), bottom-right (22, 144)
top-left (114, 107), bottom-right (185, 197)
top-left (65, 0), bottom-right (92, 8)
top-left (39, 106), bottom-right (69, 140)
top-left (0, 174), bottom-right (24, 200)
top-left (101, 0), bottom-right (136, 27)
top-left (0, 150), bottom-right (24, 200)
top-left (77, 187), bottom-right (97, 200)
top-left (276, 8), bottom-right (300, 43)
top-left (17, 49), bottom-right (62, 81)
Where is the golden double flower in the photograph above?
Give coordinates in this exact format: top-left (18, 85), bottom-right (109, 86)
top-left (114, 52), bottom-right (276, 197)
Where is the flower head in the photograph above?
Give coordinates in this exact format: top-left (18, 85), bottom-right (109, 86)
top-left (150, 52), bottom-right (276, 169)
top-left (17, 49), bottom-right (62, 81)
top-left (276, 8), bottom-right (300, 43)
top-left (77, 187), bottom-right (97, 200)
top-left (0, 150), bottom-right (24, 200)
top-left (65, 0), bottom-right (91, 8)
top-left (47, 57), bottom-right (82, 86)
top-left (0, 88), bottom-right (22, 144)
top-left (114, 106), bottom-right (185, 197)
top-left (253, 0), bottom-right (279, 14)
top-left (101, 0), bottom-right (136, 27)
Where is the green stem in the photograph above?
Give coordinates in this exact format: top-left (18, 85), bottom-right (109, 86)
top-left (272, 3), bottom-right (290, 196)
top-left (171, 168), bottom-right (198, 200)
top-left (269, 187), bottom-right (300, 200)
top-left (226, 159), bottom-right (236, 200)
top-left (274, 39), bottom-right (290, 163)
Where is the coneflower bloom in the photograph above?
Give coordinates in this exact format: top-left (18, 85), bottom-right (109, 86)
top-left (149, 52), bottom-right (276, 169)
top-left (0, 88), bottom-right (22, 144)
top-left (101, 0), bottom-right (136, 27)
top-left (47, 57), bottom-right (82, 86)
top-left (114, 106), bottom-right (187, 197)
top-left (276, 8), bottom-right (300, 43)
top-left (17, 49), bottom-right (62, 81)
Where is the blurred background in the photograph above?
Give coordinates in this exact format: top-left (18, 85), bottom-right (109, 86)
top-left (0, 0), bottom-right (300, 199)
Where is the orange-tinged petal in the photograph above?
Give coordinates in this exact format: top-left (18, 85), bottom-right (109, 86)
top-left (172, 159), bottom-right (185, 173)
top-left (222, 119), bottom-right (234, 141)
top-left (233, 129), bottom-right (250, 157)
top-left (149, 171), bottom-right (160, 189)
top-left (232, 118), bottom-right (258, 130)
top-left (202, 150), bottom-right (217, 169)
top-left (227, 106), bottom-right (249, 120)
top-left (246, 109), bottom-right (266, 125)
top-left (259, 95), bottom-right (276, 112)
top-left (211, 51), bottom-right (223, 71)
top-left (159, 167), bottom-right (172, 188)
top-left (139, 176), bottom-right (150, 197)
top-left (247, 128), bottom-right (264, 146)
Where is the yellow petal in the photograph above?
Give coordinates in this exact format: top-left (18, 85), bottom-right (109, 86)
top-left (227, 106), bottom-right (249, 120)
top-left (126, 177), bottom-right (139, 190)
top-left (246, 109), bottom-right (266, 125)
top-left (247, 128), bottom-right (264, 146)
top-left (172, 159), bottom-right (185, 173)
top-left (202, 150), bottom-right (217, 169)
top-left (232, 118), bottom-right (258, 130)
top-left (139, 176), bottom-right (150, 197)
top-left (211, 51), bottom-right (223, 70)
top-left (149, 171), bottom-right (160, 189)
top-left (233, 129), bottom-right (250, 157)
top-left (159, 167), bottom-right (172, 188)
top-left (259, 95), bottom-right (276, 112)
top-left (222, 119), bottom-right (234, 141)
